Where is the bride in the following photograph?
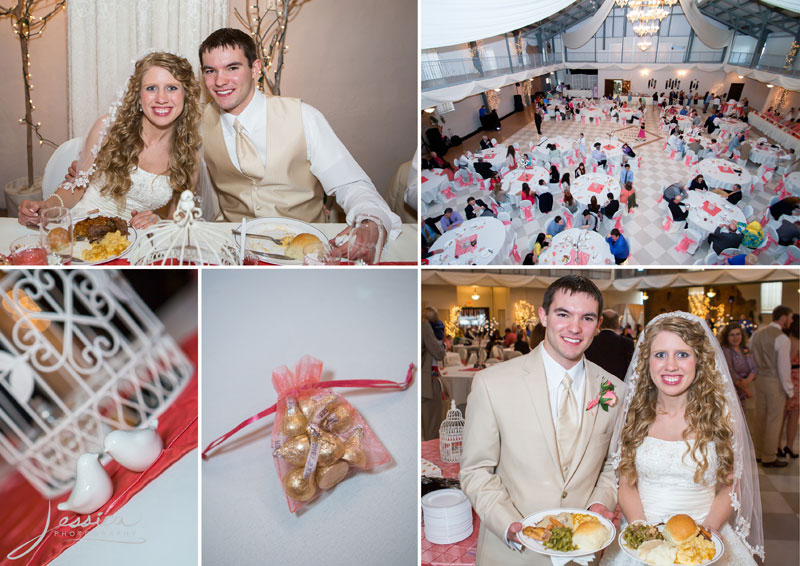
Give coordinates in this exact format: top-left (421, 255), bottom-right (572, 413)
top-left (18, 51), bottom-right (203, 229)
top-left (601, 312), bottom-right (763, 565)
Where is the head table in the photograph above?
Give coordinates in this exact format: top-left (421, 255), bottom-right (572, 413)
top-left (0, 219), bottom-right (418, 265)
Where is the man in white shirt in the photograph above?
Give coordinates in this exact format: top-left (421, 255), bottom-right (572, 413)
top-left (751, 305), bottom-right (794, 467)
top-left (712, 95), bottom-right (721, 113)
top-left (460, 275), bottom-right (624, 564)
top-left (198, 28), bottom-right (400, 260)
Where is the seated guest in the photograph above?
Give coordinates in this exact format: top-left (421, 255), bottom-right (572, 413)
top-left (502, 327), bottom-right (517, 348)
top-left (704, 113), bottom-right (717, 133)
top-left (591, 143), bottom-right (607, 168)
top-left (548, 144), bottom-right (561, 162)
top-left (532, 232), bottom-right (549, 257)
top-left (522, 249), bottom-right (537, 265)
top-left (667, 131), bottom-right (678, 149)
top-left (575, 162), bottom-right (586, 178)
top-left (668, 194), bottom-right (690, 226)
top-left (718, 183), bottom-right (743, 205)
top-left (620, 181), bottom-right (636, 211)
top-left (520, 183), bottom-right (535, 204)
top-left (465, 196), bottom-right (494, 219)
top-left (777, 219), bottom-right (800, 246)
top-left (687, 138), bottom-right (703, 156)
top-left (545, 215), bottom-right (565, 237)
top-left (563, 187), bottom-right (578, 213)
top-left (430, 151), bottom-right (453, 171)
top-left (606, 228), bottom-right (630, 265)
top-left (688, 174), bottom-right (708, 191)
top-left (723, 253), bottom-right (757, 265)
top-left (600, 192), bottom-right (620, 219)
top-left (513, 332), bottom-right (531, 355)
top-left (679, 106), bottom-right (688, 116)
top-left (505, 145), bottom-right (517, 170)
top-left (560, 172), bottom-right (571, 193)
top-left (708, 138), bottom-right (721, 156)
top-left (479, 135), bottom-right (493, 150)
top-left (581, 209), bottom-right (598, 231)
top-left (737, 220), bottom-right (764, 249)
top-left (549, 164), bottom-right (560, 183)
top-left (708, 221), bottom-right (744, 255)
top-left (440, 208), bottom-right (463, 231)
top-left (489, 172), bottom-right (503, 193)
top-left (474, 156), bottom-right (494, 179)
top-left (621, 143), bottom-right (636, 163)
top-left (676, 135), bottom-right (686, 158)
top-left (770, 196), bottom-right (800, 220)
top-left (538, 189), bottom-right (553, 213)
top-left (620, 163), bottom-right (634, 186)
top-left (492, 183), bottom-right (511, 209)
top-left (664, 182), bottom-right (688, 203)
top-left (588, 195), bottom-right (601, 215)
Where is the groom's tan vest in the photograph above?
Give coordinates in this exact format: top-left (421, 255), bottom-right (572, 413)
top-left (750, 324), bottom-right (782, 380)
top-left (201, 96), bottom-right (325, 223)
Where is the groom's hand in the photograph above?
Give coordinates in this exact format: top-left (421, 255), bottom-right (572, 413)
top-left (18, 200), bottom-right (44, 227)
top-left (588, 503), bottom-right (616, 525)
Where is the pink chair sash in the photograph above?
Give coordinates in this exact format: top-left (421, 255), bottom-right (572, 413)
top-left (511, 243), bottom-right (521, 263)
top-left (523, 206), bottom-right (534, 222)
top-left (442, 187), bottom-right (456, 200)
top-left (490, 202), bottom-right (499, 215)
top-left (662, 217), bottom-right (673, 231)
top-left (669, 150), bottom-right (677, 159)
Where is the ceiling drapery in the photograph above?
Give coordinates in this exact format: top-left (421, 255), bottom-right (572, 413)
top-left (760, 0), bottom-right (800, 13)
top-left (561, 0), bottom-right (617, 49)
top-left (678, 0), bottom-right (733, 49)
top-left (421, 0), bottom-right (574, 50)
top-left (420, 270), bottom-right (797, 290)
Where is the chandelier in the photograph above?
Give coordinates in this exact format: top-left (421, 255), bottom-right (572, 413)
top-left (638, 38), bottom-right (653, 52)
top-left (617, 0), bottom-right (678, 37)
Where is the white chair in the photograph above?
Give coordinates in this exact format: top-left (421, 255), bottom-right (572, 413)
top-left (741, 204), bottom-right (754, 221)
top-left (453, 345), bottom-right (467, 364)
top-left (497, 211), bottom-right (512, 228)
top-left (490, 345), bottom-right (504, 360)
top-left (477, 349), bottom-right (488, 364)
top-left (491, 138), bottom-right (498, 146)
top-left (443, 352), bottom-right (462, 367)
top-left (602, 208), bottom-right (623, 235)
top-left (704, 250), bottom-right (720, 265)
top-left (684, 228), bottom-right (703, 255)
top-left (466, 352), bottom-right (477, 366)
top-left (42, 137), bottom-right (82, 199)
top-left (764, 225), bottom-right (785, 257)
top-left (786, 246), bottom-right (800, 264)
top-left (484, 358), bottom-right (500, 365)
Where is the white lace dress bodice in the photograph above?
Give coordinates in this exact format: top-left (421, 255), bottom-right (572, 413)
top-left (600, 437), bottom-right (756, 565)
top-left (70, 167), bottom-right (173, 222)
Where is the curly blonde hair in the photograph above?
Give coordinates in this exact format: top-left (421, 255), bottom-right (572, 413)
top-left (92, 52), bottom-right (202, 206)
top-left (619, 316), bottom-right (734, 487)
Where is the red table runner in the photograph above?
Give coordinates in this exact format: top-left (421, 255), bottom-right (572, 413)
top-left (0, 333), bottom-right (198, 566)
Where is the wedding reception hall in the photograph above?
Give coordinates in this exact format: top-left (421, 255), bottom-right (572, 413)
top-left (421, 268), bottom-right (800, 566)
top-left (421, 0), bottom-right (800, 266)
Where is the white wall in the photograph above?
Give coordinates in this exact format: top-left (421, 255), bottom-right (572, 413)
top-left (595, 68), bottom-right (726, 96)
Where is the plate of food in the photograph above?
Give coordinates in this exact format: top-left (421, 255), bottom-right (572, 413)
top-left (518, 508), bottom-right (615, 557)
top-left (618, 514), bottom-right (723, 565)
top-left (232, 217), bottom-right (328, 265)
top-left (72, 215), bottom-right (136, 265)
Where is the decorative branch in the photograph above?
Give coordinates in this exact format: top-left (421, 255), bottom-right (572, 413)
top-left (0, 0), bottom-right (65, 186)
top-left (234, 0), bottom-right (307, 95)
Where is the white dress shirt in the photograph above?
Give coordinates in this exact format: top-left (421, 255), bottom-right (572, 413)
top-left (217, 90), bottom-right (401, 239)
top-left (769, 322), bottom-right (794, 397)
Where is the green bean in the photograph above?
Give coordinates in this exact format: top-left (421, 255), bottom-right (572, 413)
top-left (542, 526), bottom-right (578, 552)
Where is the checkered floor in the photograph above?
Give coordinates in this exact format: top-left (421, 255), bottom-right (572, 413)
top-left (757, 448), bottom-right (800, 566)
top-left (424, 105), bottom-right (786, 266)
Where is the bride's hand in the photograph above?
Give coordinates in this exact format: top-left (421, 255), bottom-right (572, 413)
top-left (18, 200), bottom-right (44, 227)
top-left (130, 210), bottom-right (159, 229)
top-left (507, 521), bottom-right (523, 544)
top-left (588, 503), bottom-right (617, 526)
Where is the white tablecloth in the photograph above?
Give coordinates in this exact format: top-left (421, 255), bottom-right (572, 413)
top-left (580, 106), bottom-right (603, 119)
top-left (503, 167), bottom-right (550, 206)
top-left (748, 112), bottom-right (800, 153)
top-left (427, 217), bottom-right (511, 265)
top-left (591, 138), bottom-right (624, 165)
top-left (572, 172), bottom-right (621, 206)
top-left (749, 144), bottom-right (784, 166)
top-left (564, 89), bottom-right (592, 98)
top-left (786, 172), bottom-right (800, 196)
top-left (675, 115), bottom-right (693, 131)
top-left (617, 108), bottom-right (639, 122)
top-left (696, 158), bottom-right (752, 192)
top-left (440, 365), bottom-right (480, 408)
top-left (685, 190), bottom-right (746, 236)
top-left (533, 137), bottom-right (576, 163)
top-left (716, 117), bottom-right (748, 134)
top-left (537, 228), bottom-right (614, 265)
top-left (421, 169), bottom-right (451, 204)
top-left (473, 145), bottom-right (507, 170)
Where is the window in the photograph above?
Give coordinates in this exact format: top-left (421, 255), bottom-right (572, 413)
top-left (436, 101), bottom-right (455, 115)
top-left (760, 282), bottom-right (782, 313)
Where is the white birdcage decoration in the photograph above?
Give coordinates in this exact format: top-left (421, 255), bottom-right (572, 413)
top-left (128, 190), bottom-right (239, 266)
top-left (439, 400), bottom-right (465, 463)
top-left (0, 269), bottom-right (194, 497)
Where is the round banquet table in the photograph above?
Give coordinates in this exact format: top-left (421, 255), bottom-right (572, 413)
top-left (421, 169), bottom-right (451, 204)
top-left (580, 106), bottom-right (603, 120)
top-left (532, 136), bottom-right (575, 163)
top-left (786, 172), bottom-right (800, 196)
top-left (427, 217), bottom-right (511, 265)
top-left (716, 117), bottom-right (747, 134)
top-left (537, 228), bottom-right (615, 265)
top-left (617, 108), bottom-right (639, 122)
top-left (571, 172), bottom-right (621, 206)
top-left (696, 158), bottom-right (752, 192)
top-left (591, 138), bottom-right (624, 165)
top-left (502, 167), bottom-right (549, 206)
top-left (685, 190), bottom-right (747, 236)
top-left (439, 365), bottom-right (480, 408)
top-left (664, 105), bottom-right (683, 115)
top-left (472, 145), bottom-right (507, 170)
top-left (675, 115), bottom-right (693, 131)
top-left (749, 144), bottom-right (784, 166)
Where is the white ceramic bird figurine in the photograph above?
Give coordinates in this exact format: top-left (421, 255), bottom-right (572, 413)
top-left (104, 419), bottom-right (163, 472)
top-left (57, 453), bottom-right (113, 515)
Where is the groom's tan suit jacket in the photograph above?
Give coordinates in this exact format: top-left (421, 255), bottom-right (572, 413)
top-left (459, 344), bottom-right (626, 565)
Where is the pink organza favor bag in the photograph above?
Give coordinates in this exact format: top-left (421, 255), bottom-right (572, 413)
top-left (203, 355), bottom-right (414, 513)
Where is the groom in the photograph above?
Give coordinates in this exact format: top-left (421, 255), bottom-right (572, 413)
top-left (460, 275), bottom-right (626, 565)
top-left (198, 28), bottom-right (401, 256)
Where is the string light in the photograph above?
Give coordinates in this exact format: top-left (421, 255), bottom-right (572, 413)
top-left (513, 300), bottom-right (538, 330)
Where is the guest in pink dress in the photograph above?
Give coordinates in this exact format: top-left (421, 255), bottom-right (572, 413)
top-left (638, 122), bottom-right (646, 140)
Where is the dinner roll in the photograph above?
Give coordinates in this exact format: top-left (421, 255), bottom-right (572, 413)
top-left (286, 233), bottom-right (323, 260)
top-left (572, 519), bottom-right (608, 551)
top-left (663, 514), bottom-right (699, 546)
top-left (637, 540), bottom-right (677, 566)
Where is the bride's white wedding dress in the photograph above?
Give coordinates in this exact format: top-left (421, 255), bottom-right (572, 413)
top-left (600, 437), bottom-right (756, 565)
top-left (70, 167), bottom-right (173, 221)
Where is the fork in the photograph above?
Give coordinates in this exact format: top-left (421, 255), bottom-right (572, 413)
top-left (231, 229), bottom-right (284, 245)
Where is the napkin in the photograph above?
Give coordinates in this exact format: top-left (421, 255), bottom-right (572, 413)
top-left (421, 176), bottom-right (429, 183)
top-left (587, 183), bottom-right (604, 193)
top-left (603, 144), bottom-right (615, 150)
top-left (455, 234), bottom-right (478, 258)
top-left (577, 251), bottom-right (591, 265)
top-left (518, 173), bottom-right (534, 182)
top-left (702, 201), bottom-right (721, 216)
top-left (550, 554), bottom-right (595, 566)
top-left (717, 165), bottom-right (734, 174)
top-left (484, 153), bottom-right (496, 159)
top-left (421, 458), bottom-right (442, 478)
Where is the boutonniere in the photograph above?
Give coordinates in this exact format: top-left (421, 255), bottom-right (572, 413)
top-left (586, 380), bottom-right (617, 412)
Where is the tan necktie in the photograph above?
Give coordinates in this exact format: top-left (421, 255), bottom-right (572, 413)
top-left (233, 118), bottom-right (265, 181)
top-left (557, 372), bottom-right (578, 474)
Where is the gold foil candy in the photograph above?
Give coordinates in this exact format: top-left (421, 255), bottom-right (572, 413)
top-left (321, 403), bottom-right (352, 434)
top-left (280, 397), bottom-right (307, 438)
top-left (275, 434), bottom-right (310, 467)
top-left (315, 429), bottom-right (345, 467)
top-left (341, 428), bottom-right (368, 469)
top-left (316, 460), bottom-right (350, 490)
top-left (298, 395), bottom-right (318, 420)
top-left (282, 467), bottom-right (317, 502)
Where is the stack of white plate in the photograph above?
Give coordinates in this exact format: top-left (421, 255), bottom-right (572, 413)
top-left (421, 488), bottom-right (473, 544)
